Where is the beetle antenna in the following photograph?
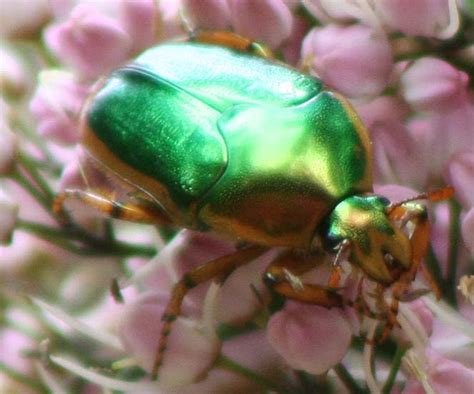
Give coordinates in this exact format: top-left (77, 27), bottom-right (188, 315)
top-left (388, 186), bottom-right (454, 212)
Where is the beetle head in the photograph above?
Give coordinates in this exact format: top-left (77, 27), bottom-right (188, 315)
top-left (325, 194), bottom-right (412, 285)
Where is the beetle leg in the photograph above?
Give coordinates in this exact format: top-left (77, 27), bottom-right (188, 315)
top-left (53, 189), bottom-right (173, 225)
top-left (327, 239), bottom-right (351, 288)
top-left (188, 30), bottom-right (274, 58)
top-left (380, 205), bottom-right (432, 341)
top-left (263, 250), bottom-right (344, 307)
top-left (151, 245), bottom-right (268, 379)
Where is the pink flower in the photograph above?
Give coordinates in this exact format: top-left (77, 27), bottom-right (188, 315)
top-left (401, 57), bottom-right (469, 112)
top-left (0, 44), bottom-right (32, 98)
top-left (461, 208), bottom-right (474, 255)
top-left (44, 4), bottom-right (132, 79)
top-left (29, 70), bottom-right (89, 145)
top-left (403, 348), bottom-right (474, 393)
top-left (0, 0), bottom-right (51, 38)
top-left (374, 0), bottom-right (456, 38)
top-left (407, 99), bottom-right (474, 185)
top-left (267, 301), bottom-right (352, 374)
top-left (119, 0), bottom-right (158, 53)
top-left (179, 330), bottom-right (288, 392)
top-left (445, 150), bottom-right (474, 210)
top-left (118, 291), bottom-right (220, 388)
top-left (396, 300), bottom-right (434, 344)
top-left (356, 96), bottom-right (425, 187)
top-left (228, 0), bottom-right (293, 48)
top-left (133, 230), bottom-right (269, 326)
top-left (281, 15), bottom-right (310, 65)
top-left (183, 0), bottom-right (232, 30)
top-left (302, 24), bottom-right (393, 98)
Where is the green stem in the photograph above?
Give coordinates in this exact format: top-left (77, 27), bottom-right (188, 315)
top-left (17, 220), bottom-right (156, 257)
top-left (382, 346), bottom-right (407, 394)
top-left (445, 200), bottom-right (461, 306)
top-left (12, 171), bottom-right (51, 214)
top-left (215, 354), bottom-right (289, 393)
top-left (18, 151), bottom-right (55, 201)
top-left (0, 361), bottom-right (48, 393)
top-left (334, 363), bottom-right (368, 394)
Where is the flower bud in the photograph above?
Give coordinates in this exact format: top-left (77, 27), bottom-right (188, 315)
top-left (44, 4), bottom-right (132, 79)
top-left (302, 24), bottom-right (393, 98)
top-left (30, 70), bottom-right (89, 145)
top-left (461, 209), bottom-right (474, 256)
top-left (0, 45), bottom-right (32, 98)
top-left (267, 301), bottom-right (352, 374)
top-left (401, 58), bottom-right (469, 112)
top-left (119, 0), bottom-right (158, 53)
top-left (118, 292), bottom-right (220, 388)
top-left (404, 348), bottom-right (474, 393)
top-left (374, 0), bottom-right (456, 38)
top-left (183, 0), bottom-right (232, 30)
top-left (228, 0), bottom-right (293, 49)
top-left (0, 0), bottom-right (51, 38)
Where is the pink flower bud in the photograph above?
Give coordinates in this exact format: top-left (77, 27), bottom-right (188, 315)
top-left (118, 292), bottom-right (220, 388)
top-left (403, 348), bottom-right (474, 393)
top-left (44, 4), bottom-right (132, 79)
top-left (183, 0), bottom-right (232, 30)
top-left (356, 96), bottom-right (425, 186)
top-left (156, 0), bottom-right (185, 40)
top-left (267, 301), bottom-right (352, 374)
top-left (462, 208), bottom-right (474, 255)
top-left (0, 44), bottom-right (32, 98)
top-left (0, 0), bottom-right (51, 38)
top-left (445, 150), bottom-right (474, 209)
top-left (0, 111), bottom-right (17, 175)
top-left (228, 0), bottom-right (293, 48)
top-left (375, 0), bottom-right (455, 38)
top-left (281, 16), bottom-right (310, 65)
top-left (303, 0), bottom-right (368, 23)
top-left (0, 191), bottom-right (18, 245)
top-left (30, 70), bottom-right (89, 144)
top-left (302, 24), bottom-right (393, 98)
top-left (119, 0), bottom-right (158, 53)
top-left (401, 58), bottom-right (469, 112)
top-left (135, 230), bottom-right (268, 326)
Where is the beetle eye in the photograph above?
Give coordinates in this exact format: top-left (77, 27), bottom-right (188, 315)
top-left (325, 233), bottom-right (342, 252)
top-left (378, 196), bottom-right (390, 206)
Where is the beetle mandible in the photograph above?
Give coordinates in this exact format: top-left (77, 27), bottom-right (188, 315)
top-left (54, 31), bottom-right (454, 379)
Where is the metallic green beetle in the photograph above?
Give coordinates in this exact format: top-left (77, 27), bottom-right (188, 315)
top-left (56, 32), bottom-right (451, 378)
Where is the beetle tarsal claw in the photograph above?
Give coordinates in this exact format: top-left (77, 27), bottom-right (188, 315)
top-left (283, 268), bottom-right (304, 292)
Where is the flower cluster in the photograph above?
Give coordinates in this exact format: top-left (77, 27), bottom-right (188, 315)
top-left (1, 0), bottom-right (473, 393)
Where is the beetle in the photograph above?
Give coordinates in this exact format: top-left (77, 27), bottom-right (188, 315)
top-left (54, 31), bottom-right (453, 379)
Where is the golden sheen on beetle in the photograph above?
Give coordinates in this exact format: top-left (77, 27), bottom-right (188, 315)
top-left (54, 31), bottom-right (453, 379)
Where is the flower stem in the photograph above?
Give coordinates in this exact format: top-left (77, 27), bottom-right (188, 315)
top-left (18, 151), bottom-right (55, 201)
top-left (382, 345), bottom-right (407, 394)
top-left (17, 219), bottom-right (156, 257)
top-left (334, 363), bottom-right (368, 394)
top-left (215, 354), bottom-right (289, 393)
